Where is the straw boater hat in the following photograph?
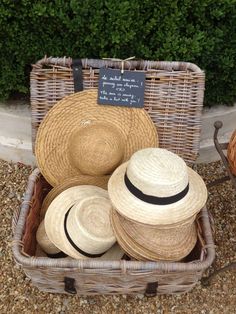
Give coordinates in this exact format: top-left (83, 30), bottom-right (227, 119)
top-left (44, 185), bottom-right (124, 260)
top-left (36, 220), bottom-right (67, 257)
top-left (40, 175), bottom-right (109, 220)
top-left (36, 219), bottom-right (124, 260)
top-left (108, 148), bottom-right (208, 225)
top-left (111, 209), bottom-right (197, 261)
top-left (35, 89), bottom-right (158, 187)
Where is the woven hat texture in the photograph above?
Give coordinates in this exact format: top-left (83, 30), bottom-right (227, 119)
top-left (44, 185), bottom-right (124, 260)
top-left (35, 89), bottom-right (158, 186)
top-left (111, 209), bottom-right (197, 261)
top-left (108, 148), bottom-right (208, 225)
top-left (40, 175), bottom-right (109, 220)
top-left (36, 220), bottom-right (61, 255)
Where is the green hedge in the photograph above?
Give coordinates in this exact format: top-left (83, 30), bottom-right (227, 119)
top-left (0, 0), bottom-right (236, 105)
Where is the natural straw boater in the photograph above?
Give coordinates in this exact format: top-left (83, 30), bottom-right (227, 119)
top-left (36, 218), bottom-right (124, 260)
top-left (111, 209), bottom-right (197, 261)
top-left (108, 148), bottom-right (208, 226)
top-left (44, 185), bottom-right (124, 260)
top-left (40, 175), bottom-right (109, 220)
top-left (36, 220), bottom-right (64, 257)
top-left (35, 89), bottom-right (158, 186)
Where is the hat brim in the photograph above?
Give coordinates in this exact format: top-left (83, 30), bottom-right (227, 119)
top-left (40, 175), bottom-right (109, 220)
top-left (108, 162), bottom-right (208, 225)
top-left (35, 90), bottom-right (158, 186)
top-left (35, 243), bottom-right (124, 260)
top-left (44, 185), bottom-right (124, 260)
top-left (111, 209), bottom-right (197, 261)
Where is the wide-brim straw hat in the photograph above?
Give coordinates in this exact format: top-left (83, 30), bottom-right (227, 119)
top-left (108, 148), bottom-right (208, 225)
top-left (44, 185), bottom-right (123, 259)
top-left (35, 89), bottom-right (158, 186)
top-left (111, 209), bottom-right (197, 261)
top-left (40, 175), bottom-right (109, 220)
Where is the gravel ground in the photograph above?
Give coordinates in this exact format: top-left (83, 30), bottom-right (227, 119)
top-left (0, 159), bottom-right (235, 314)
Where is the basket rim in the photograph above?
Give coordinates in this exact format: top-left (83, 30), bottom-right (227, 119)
top-left (31, 56), bottom-right (204, 74)
top-left (12, 168), bottom-right (215, 271)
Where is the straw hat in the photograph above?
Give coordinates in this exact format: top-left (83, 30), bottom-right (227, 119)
top-left (111, 210), bottom-right (197, 261)
top-left (40, 175), bottom-right (109, 220)
top-left (35, 89), bottom-right (158, 186)
top-left (36, 220), bottom-right (66, 257)
top-left (108, 148), bottom-right (208, 225)
top-left (36, 219), bottom-right (124, 260)
top-left (44, 185), bottom-right (123, 259)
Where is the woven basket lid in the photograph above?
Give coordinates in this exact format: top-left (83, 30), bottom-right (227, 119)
top-left (40, 175), bottom-right (109, 220)
top-left (227, 129), bottom-right (236, 176)
top-left (35, 89), bottom-right (158, 186)
top-left (111, 209), bottom-right (197, 261)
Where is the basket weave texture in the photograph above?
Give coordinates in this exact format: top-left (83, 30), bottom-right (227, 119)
top-left (11, 57), bottom-right (214, 295)
top-left (12, 169), bottom-right (215, 295)
top-left (30, 57), bottom-right (205, 163)
top-left (227, 130), bottom-right (236, 175)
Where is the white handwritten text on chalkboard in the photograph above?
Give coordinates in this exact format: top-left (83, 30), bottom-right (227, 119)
top-left (98, 68), bottom-right (145, 108)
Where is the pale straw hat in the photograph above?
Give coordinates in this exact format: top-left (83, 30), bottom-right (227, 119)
top-left (108, 148), bottom-right (208, 225)
top-left (40, 175), bottom-right (109, 220)
top-left (111, 209), bottom-right (197, 261)
top-left (35, 89), bottom-right (158, 186)
top-left (36, 219), bottom-right (124, 260)
top-left (44, 185), bottom-right (124, 259)
top-left (36, 220), bottom-right (67, 257)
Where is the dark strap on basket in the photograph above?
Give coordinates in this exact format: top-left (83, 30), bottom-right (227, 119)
top-left (145, 281), bottom-right (158, 297)
top-left (72, 59), bottom-right (83, 92)
top-left (64, 277), bottom-right (77, 294)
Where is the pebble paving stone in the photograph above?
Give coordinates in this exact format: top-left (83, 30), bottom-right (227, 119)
top-left (0, 159), bottom-right (235, 314)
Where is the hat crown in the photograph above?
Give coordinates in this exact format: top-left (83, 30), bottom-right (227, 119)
top-left (126, 148), bottom-right (188, 197)
top-left (68, 123), bottom-right (125, 176)
top-left (66, 196), bottom-right (116, 254)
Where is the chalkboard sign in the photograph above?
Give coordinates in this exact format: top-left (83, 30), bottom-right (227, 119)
top-left (98, 68), bottom-right (145, 108)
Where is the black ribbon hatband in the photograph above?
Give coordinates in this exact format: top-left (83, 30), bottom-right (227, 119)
top-left (124, 173), bottom-right (189, 205)
top-left (47, 251), bottom-right (68, 258)
top-left (64, 207), bottom-right (106, 258)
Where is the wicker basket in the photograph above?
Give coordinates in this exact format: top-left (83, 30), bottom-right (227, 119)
top-left (12, 169), bottom-right (215, 295)
top-left (30, 57), bottom-right (205, 163)
top-left (227, 130), bottom-right (236, 175)
top-left (12, 57), bottom-right (214, 295)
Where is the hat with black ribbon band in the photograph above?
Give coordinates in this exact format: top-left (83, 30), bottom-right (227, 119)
top-left (64, 207), bottom-right (105, 258)
top-left (124, 173), bottom-right (189, 205)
